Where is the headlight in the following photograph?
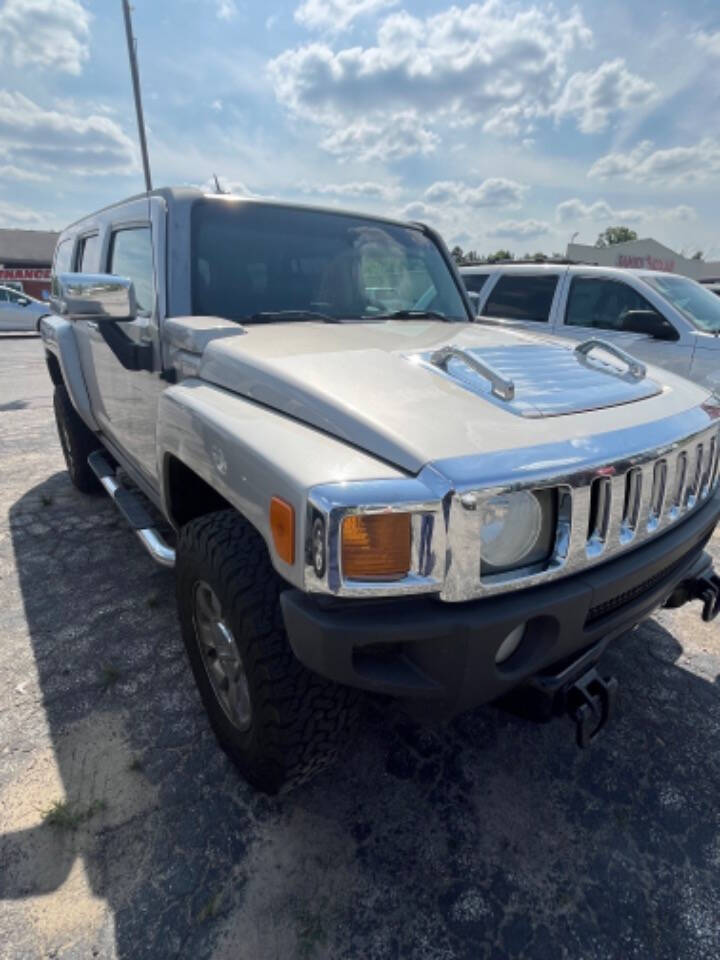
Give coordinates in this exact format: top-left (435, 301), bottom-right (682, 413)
top-left (480, 490), bottom-right (555, 574)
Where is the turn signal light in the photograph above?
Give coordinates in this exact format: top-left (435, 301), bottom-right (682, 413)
top-left (341, 513), bottom-right (411, 580)
top-left (270, 497), bottom-right (295, 565)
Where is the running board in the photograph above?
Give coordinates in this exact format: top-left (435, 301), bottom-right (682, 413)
top-left (88, 450), bottom-right (176, 568)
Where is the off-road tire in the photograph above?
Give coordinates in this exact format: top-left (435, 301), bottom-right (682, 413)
top-left (53, 384), bottom-right (101, 493)
top-left (176, 510), bottom-right (358, 794)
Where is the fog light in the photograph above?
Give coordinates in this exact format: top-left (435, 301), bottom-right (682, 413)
top-left (495, 623), bottom-right (525, 664)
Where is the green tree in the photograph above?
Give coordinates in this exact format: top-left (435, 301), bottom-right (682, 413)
top-left (595, 226), bottom-right (638, 247)
top-left (691, 250), bottom-right (703, 260)
top-left (450, 245), bottom-right (465, 264)
top-left (487, 249), bottom-right (513, 263)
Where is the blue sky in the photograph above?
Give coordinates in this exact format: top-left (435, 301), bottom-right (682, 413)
top-left (1, 0), bottom-right (719, 257)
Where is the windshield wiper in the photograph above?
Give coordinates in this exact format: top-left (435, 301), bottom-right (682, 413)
top-left (246, 310), bottom-right (341, 323)
top-left (369, 309), bottom-right (453, 322)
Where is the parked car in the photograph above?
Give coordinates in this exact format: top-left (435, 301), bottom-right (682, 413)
top-left (41, 188), bottom-right (720, 793)
top-left (0, 284), bottom-right (51, 332)
top-left (460, 264), bottom-right (720, 393)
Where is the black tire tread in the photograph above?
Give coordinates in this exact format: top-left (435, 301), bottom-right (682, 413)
top-left (176, 510), bottom-right (358, 793)
top-left (53, 384), bottom-right (101, 494)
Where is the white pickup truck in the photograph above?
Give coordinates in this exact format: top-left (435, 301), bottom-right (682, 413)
top-left (40, 189), bottom-right (720, 792)
top-left (461, 263), bottom-right (720, 392)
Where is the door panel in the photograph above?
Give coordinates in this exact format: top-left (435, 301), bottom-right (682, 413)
top-left (555, 275), bottom-right (694, 378)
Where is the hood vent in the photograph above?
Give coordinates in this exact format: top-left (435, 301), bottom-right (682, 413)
top-left (407, 341), bottom-right (662, 418)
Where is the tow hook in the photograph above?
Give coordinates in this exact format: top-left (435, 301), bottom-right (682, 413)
top-left (688, 571), bottom-right (720, 622)
top-left (566, 668), bottom-right (618, 748)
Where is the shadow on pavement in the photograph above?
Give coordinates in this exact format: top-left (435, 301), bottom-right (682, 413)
top-left (1, 472), bottom-right (720, 959)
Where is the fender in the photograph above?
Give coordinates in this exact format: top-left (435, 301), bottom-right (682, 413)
top-left (156, 379), bottom-right (404, 588)
top-left (40, 315), bottom-right (99, 431)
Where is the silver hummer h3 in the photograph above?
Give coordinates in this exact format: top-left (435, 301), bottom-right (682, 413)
top-left (42, 188), bottom-right (720, 792)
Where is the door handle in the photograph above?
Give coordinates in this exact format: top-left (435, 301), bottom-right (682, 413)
top-left (86, 320), bottom-right (98, 330)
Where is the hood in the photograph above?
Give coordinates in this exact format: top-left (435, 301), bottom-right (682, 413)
top-left (196, 320), bottom-right (709, 473)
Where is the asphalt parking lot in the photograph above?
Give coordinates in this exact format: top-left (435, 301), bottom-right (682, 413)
top-left (0, 335), bottom-right (719, 960)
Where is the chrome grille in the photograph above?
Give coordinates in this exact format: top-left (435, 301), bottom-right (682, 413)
top-left (441, 420), bottom-right (720, 601)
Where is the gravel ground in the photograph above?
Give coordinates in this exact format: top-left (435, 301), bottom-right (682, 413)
top-left (0, 335), bottom-right (719, 960)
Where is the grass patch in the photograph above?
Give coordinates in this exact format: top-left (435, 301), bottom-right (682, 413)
top-left (40, 493), bottom-right (53, 507)
top-left (128, 756), bottom-right (144, 772)
top-left (42, 798), bottom-right (107, 830)
top-left (100, 664), bottom-right (121, 691)
top-left (196, 890), bottom-right (224, 924)
top-left (146, 591), bottom-right (160, 609)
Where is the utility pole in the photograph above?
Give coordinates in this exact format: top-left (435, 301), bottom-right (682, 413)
top-left (122, 0), bottom-right (152, 193)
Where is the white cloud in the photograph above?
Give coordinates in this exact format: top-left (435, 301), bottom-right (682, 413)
top-left (486, 219), bottom-right (550, 239)
top-left (216, 0), bottom-right (237, 20)
top-left (695, 30), bottom-right (720, 56)
top-left (320, 114), bottom-right (439, 162)
top-left (556, 197), bottom-right (698, 225)
top-left (0, 91), bottom-right (135, 174)
top-left (295, 0), bottom-right (397, 33)
top-left (399, 200), bottom-right (443, 222)
top-left (552, 59), bottom-right (656, 133)
top-left (0, 0), bottom-right (90, 75)
top-left (300, 180), bottom-right (399, 200)
top-left (555, 198), bottom-right (644, 223)
top-left (424, 178), bottom-right (527, 208)
top-left (0, 200), bottom-right (54, 227)
top-left (269, 2), bottom-right (596, 158)
top-left (588, 138), bottom-right (720, 185)
top-left (0, 163), bottom-right (49, 182)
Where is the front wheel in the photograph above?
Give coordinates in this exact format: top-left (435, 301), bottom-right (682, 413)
top-left (53, 384), bottom-right (101, 493)
top-left (175, 510), bottom-right (358, 793)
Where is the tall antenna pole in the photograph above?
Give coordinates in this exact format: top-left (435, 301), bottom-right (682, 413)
top-left (122, 0), bottom-right (152, 193)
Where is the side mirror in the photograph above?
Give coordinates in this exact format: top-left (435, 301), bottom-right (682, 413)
top-left (17, 296), bottom-right (30, 306)
top-left (51, 273), bottom-right (137, 323)
top-left (467, 290), bottom-right (480, 316)
top-left (621, 309), bottom-right (678, 342)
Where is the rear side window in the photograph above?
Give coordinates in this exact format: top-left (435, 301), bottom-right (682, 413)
top-left (463, 273), bottom-right (489, 294)
top-left (565, 277), bottom-right (657, 331)
top-left (108, 226), bottom-right (154, 314)
top-left (76, 234), bottom-right (99, 273)
top-left (483, 274), bottom-right (558, 322)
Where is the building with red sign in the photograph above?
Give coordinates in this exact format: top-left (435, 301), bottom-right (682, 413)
top-left (566, 237), bottom-right (720, 282)
top-left (0, 228), bottom-right (59, 301)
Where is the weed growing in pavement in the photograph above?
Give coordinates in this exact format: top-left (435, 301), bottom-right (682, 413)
top-left (42, 798), bottom-right (107, 830)
top-left (128, 756), bottom-right (144, 772)
top-left (100, 664), bottom-right (121, 691)
top-left (196, 890), bottom-right (224, 924)
top-left (40, 493), bottom-right (53, 507)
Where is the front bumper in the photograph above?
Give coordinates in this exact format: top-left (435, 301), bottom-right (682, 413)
top-left (281, 489), bottom-right (720, 716)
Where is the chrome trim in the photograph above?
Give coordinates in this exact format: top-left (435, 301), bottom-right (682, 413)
top-left (304, 405), bottom-right (720, 602)
top-left (96, 468), bottom-right (176, 568)
top-left (575, 339), bottom-right (646, 381)
top-left (430, 346), bottom-right (515, 401)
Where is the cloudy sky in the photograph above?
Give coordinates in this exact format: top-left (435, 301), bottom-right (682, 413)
top-left (1, 0), bottom-right (719, 257)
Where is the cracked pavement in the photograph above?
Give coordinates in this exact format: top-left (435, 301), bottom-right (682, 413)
top-left (0, 336), bottom-right (719, 960)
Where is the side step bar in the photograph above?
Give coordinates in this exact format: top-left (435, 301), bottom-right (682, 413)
top-left (88, 450), bottom-right (176, 568)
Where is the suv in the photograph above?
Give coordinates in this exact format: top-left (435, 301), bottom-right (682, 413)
top-left (461, 263), bottom-right (720, 393)
top-left (42, 188), bottom-right (720, 792)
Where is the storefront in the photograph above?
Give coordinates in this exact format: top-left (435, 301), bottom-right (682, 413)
top-left (566, 237), bottom-right (720, 282)
top-left (0, 228), bottom-right (59, 301)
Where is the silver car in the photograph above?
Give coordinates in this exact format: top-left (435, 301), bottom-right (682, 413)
top-left (461, 264), bottom-right (720, 394)
top-left (0, 285), bottom-right (51, 332)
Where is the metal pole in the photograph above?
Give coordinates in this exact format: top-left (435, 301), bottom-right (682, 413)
top-left (122, 0), bottom-right (152, 193)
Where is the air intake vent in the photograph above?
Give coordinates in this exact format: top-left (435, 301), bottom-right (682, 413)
top-left (622, 467), bottom-right (642, 539)
top-left (647, 460), bottom-right (667, 532)
top-left (670, 452), bottom-right (688, 518)
top-left (587, 476), bottom-right (611, 554)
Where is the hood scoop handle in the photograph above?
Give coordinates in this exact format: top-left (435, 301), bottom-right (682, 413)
top-left (575, 339), bottom-right (646, 382)
top-left (430, 345), bottom-right (515, 401)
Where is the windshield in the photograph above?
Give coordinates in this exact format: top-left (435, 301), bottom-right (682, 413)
top-left (644, 275), bottom-right (720, 334)
top-left (191, 199), bottom-right (468, 322)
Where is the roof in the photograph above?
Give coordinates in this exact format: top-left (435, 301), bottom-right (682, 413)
top-left (0, 228), bottom-right (59, 265)
top-left (459, 262), bottom-right (683, 281)
top-left (60, 185), bottom-right (421, 235)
